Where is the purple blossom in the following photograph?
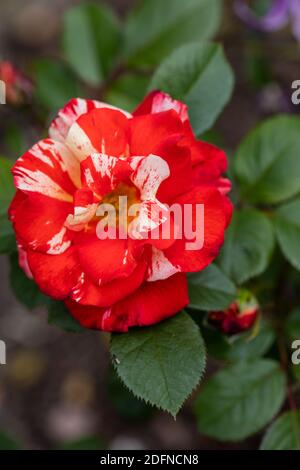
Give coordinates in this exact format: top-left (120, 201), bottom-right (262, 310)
top-left (290, 0), bottom-right (300, 41)
top-left (235, 0), bottom-right (300, 42)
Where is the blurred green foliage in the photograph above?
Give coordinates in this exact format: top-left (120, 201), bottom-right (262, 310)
top-left (1, 0), bottom-right (300, 451)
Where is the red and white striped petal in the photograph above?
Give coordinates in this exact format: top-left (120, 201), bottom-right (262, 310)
top-left (65, 188), bottom-right (97, 232)
top-left (65, 205), bottom-right (98, 232)
top-left (130, 154), bottom-right (170, 201)
top-left (66, 273), bottom-right (189, 332)
top-left (128, 200), bottom-right (170, 243)
top-left (12, 194), bottom-right (73, 254)
top-left (65, 188), bottom-right (98, 232)
top-left (147, 246), bottom-right (180, 282)
top-left (46, 227), bottom-right (72, 255)
top-left (153, 135), bottom-right (194, 203)
top-left (81, 154), bottom-right (131, 197)
top-left (75, 236), bottom-right (139, 286)
top-left (66, 108), bottom-right (130, 162)
top-left (12, 139), bottom-right (80, 202)
top-left (49, 97), bottom-right (132, 143)
top-left (191, 141), bottom-right (228, 174)
top-left (103, 273), bottom-right (189, 331)
top-left (130, 110), bottom-right (183, 156)
top-left (71, 259), bottom-right (147, 307)
top-left (151, 92), bottom-right (189, 122)
top-left (133, 91), bottom-right (189, 123)
top-left (27, 248), bottom-right (81, 300)
top-left (164, 187), bottom-right (227, 273)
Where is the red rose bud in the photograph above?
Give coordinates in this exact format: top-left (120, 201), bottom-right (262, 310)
top-left (208, 290), bottom-right (259, 336)
top-left (0, 61), bottom-right (33, 105)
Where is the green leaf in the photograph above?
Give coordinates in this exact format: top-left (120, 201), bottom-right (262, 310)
top-left (4, 124), bottom-right (27, 157)
top-left (33, 59), bottom-right (81, 111)
top-left (0, 219), bottom-right (15, 254)
top-left (204, 319), bottom-right (275, 362)
top-left (0, 158), bottom-right (14, 203)
top-left (48, 301), bottom-right (84, 333)
top-left (292, 364), bottom-right (300, 383)
top-left (150, 42), bottom-right (234, 135)
top-left (9, 252), bottom-right (48, 309)
top-left (104, 73), bottom-right (149, 112)
top-left (123, 0), bottom-right (221, 67)
top-left (235, 115), bottom-right (300, 204)
top-left (218, 208), bottom-right (275, 285)
top-left (107, 367), bottom-right (153, 421)
top-left (194, 359), bottom-right (286, 441)
top-left (0, 157), bottom-right (16, 254)
top-left (111, 312), bottom-right (206, 417)
top-left (260, 411), bottom-right (300, 450)
top-left (225, 321), bottom-right (275, 362)
top-left (188, 264), bottom-right (237, 311)
top-left (0, 431), bottom-right (20, 450)
top-left (275, 197), bottom-right (300, 271)
top-left (285, 307), bottom-right (300, 341)
top-left (63, 3), bottom-right (121, 86)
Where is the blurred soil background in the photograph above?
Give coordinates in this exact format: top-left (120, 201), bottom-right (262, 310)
top-left (0, 0), bottom-right (299, 450)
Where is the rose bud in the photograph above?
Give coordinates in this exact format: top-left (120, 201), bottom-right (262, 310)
top-left (9, 92), bottom-right (232, 332)
top-left (0, 61), bottom-right (33, 105)
top-left (208, 290), bottom-right (259, 336)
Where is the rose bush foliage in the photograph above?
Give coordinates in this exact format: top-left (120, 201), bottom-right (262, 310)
top-left (1, 0), bottom-right (300, 450)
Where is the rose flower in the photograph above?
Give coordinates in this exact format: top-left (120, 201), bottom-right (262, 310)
top-left (9, 91), bottom-right (232, 332)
